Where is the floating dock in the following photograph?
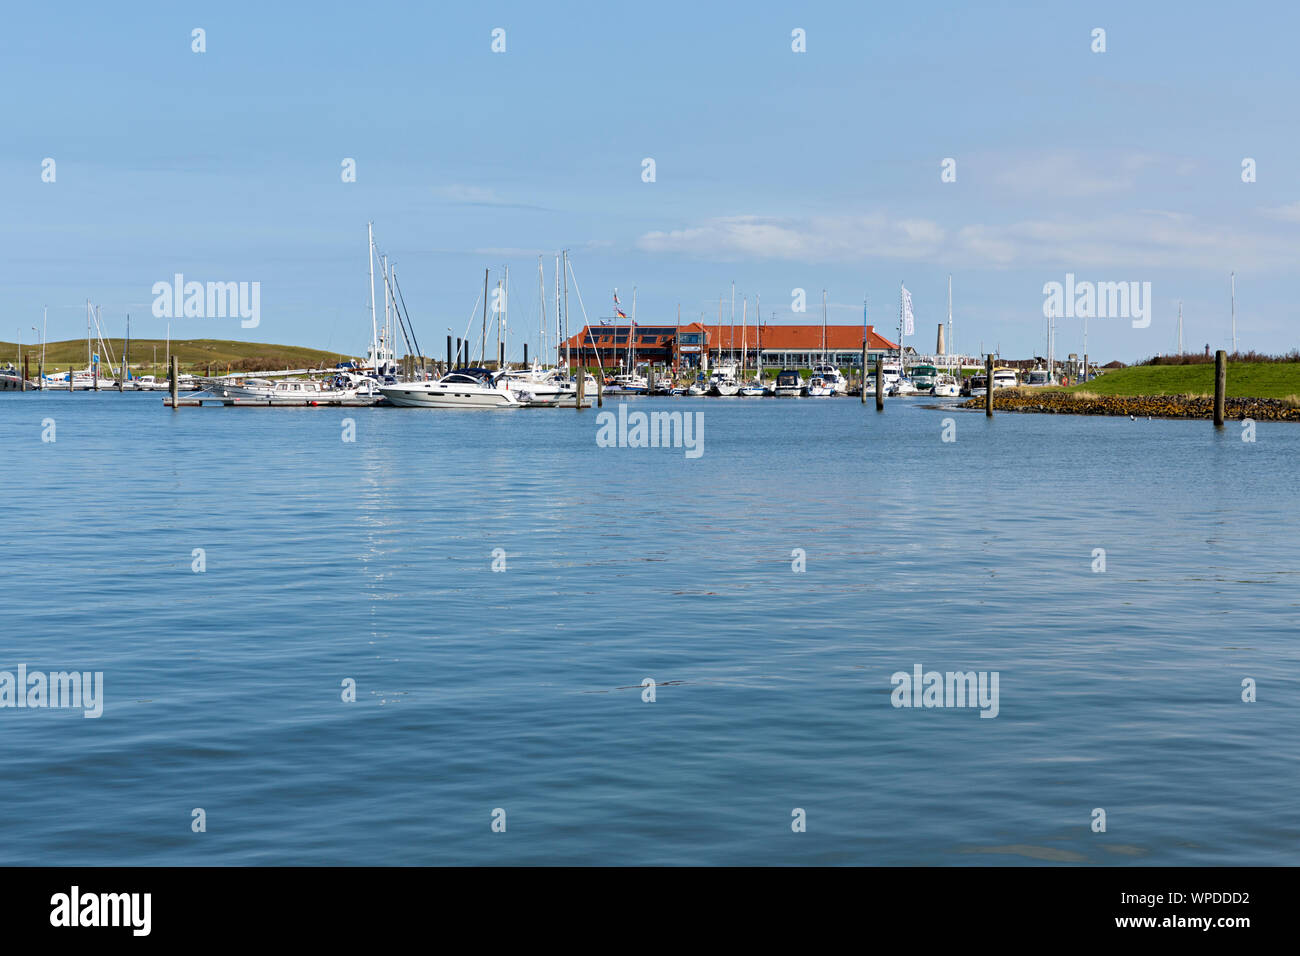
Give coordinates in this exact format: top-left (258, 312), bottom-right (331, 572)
top-left (164, 394), bottom-right (386, 408)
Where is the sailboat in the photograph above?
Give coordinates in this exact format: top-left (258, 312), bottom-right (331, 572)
top-left (808, 290), bottom-right (843, 396)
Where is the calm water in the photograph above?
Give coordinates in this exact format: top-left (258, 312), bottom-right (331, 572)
top-left (1, 391), bottom-right (1296, 865)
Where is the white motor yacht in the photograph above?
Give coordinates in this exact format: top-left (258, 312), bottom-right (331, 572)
top-left (806, 376), bottom-right (834, 397)
top-left (810, 362), bottom-right (846, 394)
top-left (1024, 366), bottom-right (1054, 387)
top-left (380, 368), bottom-right (522, 408)
top-left (992, 368), bottom-right (1019, 390)
top-left (501, 364), bottom-right (573, 406)
top-left (772, 369), bottom-right (804, 397)
top-left (930, 373), bottom-right (961, 397)
top-left (212, 378), bottom-right (327, 400)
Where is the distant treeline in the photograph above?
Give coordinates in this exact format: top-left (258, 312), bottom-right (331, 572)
top-left (1142, 350), bottom-right (1300, 366)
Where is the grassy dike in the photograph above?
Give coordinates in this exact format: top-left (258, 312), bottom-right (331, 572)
top-left (0, 338), bottom-right (351, 376)
top-left (960, 363), bottom-right (1300, 421)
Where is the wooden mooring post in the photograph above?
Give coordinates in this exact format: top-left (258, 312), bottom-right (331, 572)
top-left (875, 360), bottom-right (884, 411)
top-left (1214, 349), bottom-right (1226, 427)
top-left (170, 355), bottom-right (179, 407)
top-left (22, 356), bottom-right (29, 391)
top-left (576, 367), bottom-right (585, 410)
top-left (596, 372), bottom-right (603, 408)
top-left (985, 354), bottom-right (994, 417)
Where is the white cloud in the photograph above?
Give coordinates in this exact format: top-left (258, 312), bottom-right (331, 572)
top-left (637, 210), bottom-right (1300, 272)
top-left (637, 214), bottom-right (947, 262)
top-left (434, 184), bottom-right (505, 204)
top-left (988, 151), bottom-right (1163, 198)
top-left (1264, 201), bottom-right (1300, 222)
top-left (432, 185), bottom-right (546, 209)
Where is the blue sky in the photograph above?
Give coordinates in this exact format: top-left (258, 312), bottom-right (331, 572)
top-left (3, 0), bottom-right (1298, 362)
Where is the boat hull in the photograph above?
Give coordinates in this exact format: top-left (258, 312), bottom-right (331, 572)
top-left (380, 384), bottom-right (520, 407)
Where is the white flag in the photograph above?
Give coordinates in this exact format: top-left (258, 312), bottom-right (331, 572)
top-left (901, 285), bottom-right (915, 336)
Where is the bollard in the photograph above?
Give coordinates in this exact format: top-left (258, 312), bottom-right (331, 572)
top-left (985, 354), bottom-right (994, 417)
top-left (1214, 350), bottom-right (1226, 427)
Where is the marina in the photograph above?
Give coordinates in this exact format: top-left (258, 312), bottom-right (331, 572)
top-left (3, 1), bottom-right (1295, 923)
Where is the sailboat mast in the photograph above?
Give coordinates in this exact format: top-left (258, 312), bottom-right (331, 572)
top-left (741, 295), bottom-right (747, 374)
top-left (675, 303), bottom-right (680, 377)
top-left (947, 274), bottom-right (953, 368)
top-left (562, 251), bottom-right (570, 369)
top-left (629, 286), bottom-right (637, 373)
top-left (367, 223), bottom-right (378, 376)
top-left (495, 277), bottom-right (503, 367)
top-left (538, 256), bottom-right (545, 367)
top-left (862, 295), bottom-right (868, 379)
top-left (730, 280), bottom-right (735, 364)
top-left (821, 289), bottom-right (827, 361)
top-left (382, 254), bottom-right (390, 373)
top-left (1230, 271), bottom-right (1237, 353)
top-left (554, 255), bottom-right (561, 366)
top-left (481, 268), bottom-right (490, 365)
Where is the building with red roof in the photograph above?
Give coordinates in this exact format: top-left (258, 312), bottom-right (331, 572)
top-left (561, 321), bottom-right (899, 370)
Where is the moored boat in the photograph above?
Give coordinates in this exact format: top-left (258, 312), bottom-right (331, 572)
top-left (772, 369), bottom-right (804, 397)
top-left (380, 368), bottom-right (522, 407)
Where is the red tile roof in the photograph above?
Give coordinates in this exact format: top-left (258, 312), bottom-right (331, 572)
top-left (692, 324), bottom-right (898, 351)
top-left (565, 322), bottom-right (897, 351)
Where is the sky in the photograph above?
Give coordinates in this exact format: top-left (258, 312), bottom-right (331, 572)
top-left (3, 0), bottom-right (1298, 363)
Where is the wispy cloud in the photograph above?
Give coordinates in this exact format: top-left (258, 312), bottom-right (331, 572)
top-left (432, 184), bottom-right (547, 210)
top-left (637, 215), bottom-right (945, 262)
top-left (637, 210), bottom-right (1300, 272)
top-left (1263, 201), bottom-right (1300, 222)
top-left (987, 151), bottom-right (1165, 199)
